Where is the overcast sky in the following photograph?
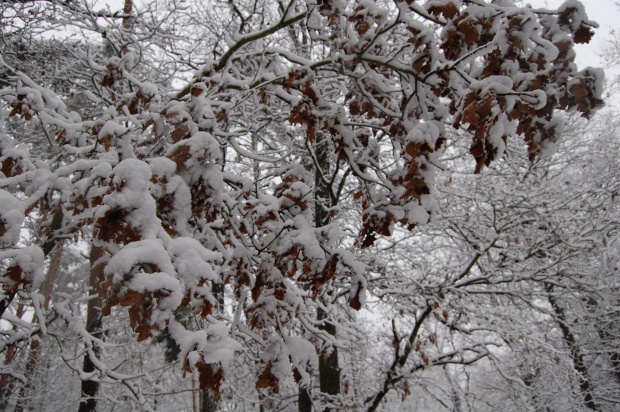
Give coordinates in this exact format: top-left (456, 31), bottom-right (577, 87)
top-left (535, 0), bottom-right (619, 103)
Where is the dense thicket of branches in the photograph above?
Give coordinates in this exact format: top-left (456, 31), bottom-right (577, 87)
top-left (0, 0), bottom-right (614, 410)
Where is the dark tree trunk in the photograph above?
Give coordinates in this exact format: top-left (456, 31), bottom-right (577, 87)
top-left (547, 285), bottom-right (599, 411)
top-left (298, 384), bottom-right (312, 412)
top-left (318, 307), bottom-right (340, 412)
top-left (78, 245), bottom-right (106, 412)
top-left (587, 296), bottom-right (620, 385)
top-left (201, 282), bottom-right (225, 412)
top-left (314, 132), bottom-right (340, 411)
top-left (202, 394), bottom-right (218, 412)
top-left (0, 303), bottom-right (25, 408)
top-left (15, 239), bottom-right (65, 412)
top-left (523, 372), bottom-right (553, 412)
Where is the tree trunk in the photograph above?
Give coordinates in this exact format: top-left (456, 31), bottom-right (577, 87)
top-left (201, 282), bottom-right (225, 412)
top-left (318, 306), bottom-right (340, 412)
top-left (298, 384), bottom-right (312, 412)
top-left (78, 245), bottom-right (106, 412)
top-left (586, 296), bottom-right (620, 385)
top-left (314, 132), bottom-right (340, 411)
top-left (547, 285), bottom-right (599, 411)
top-left (14, 239), bottom-right (65, 412)
top-left (523, 371), bottom-right (554, 412)
top-left (0, 303), bottom-right (25, 407)
top-left (202, 394), bottom-right (218, 412)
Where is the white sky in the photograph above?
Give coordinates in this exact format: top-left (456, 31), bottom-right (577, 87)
top-left (534, 0), bottom-right (620, 104)
top-left (536, 0), bottom-right (617, 65)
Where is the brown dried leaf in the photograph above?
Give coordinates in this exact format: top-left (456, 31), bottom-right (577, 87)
top-left (428, 4), bottom-right (459, 20)
top-left (421, 352), bottom-right (429, 365)
top-left (168, 144), bottom-right (191, 171)
top-left (462, 102), bottom-right (480, 126)
top-left (478, 94), bottom-right (495, 118)
top-left (2, 265), bottom-right (23, 292)
top-left (1, 158), bottom-right (22, 178)
top-left (197, 362), bottom-right (224, 393)
top-left (412, 55), bottom-right (428, 72)
top-left (256, 361), bottom-right (280, 393)
top-left (171, 124), bottom-right (190, 142)
top-left (569, 83), bottom-right (588, 101)
top-left (574, 26), bottom-right (594, 44)
top-left (119, 290), bottom-right (143, 307)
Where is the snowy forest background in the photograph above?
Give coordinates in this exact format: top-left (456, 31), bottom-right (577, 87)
top-left (0, 0), bottom-right (618, 410)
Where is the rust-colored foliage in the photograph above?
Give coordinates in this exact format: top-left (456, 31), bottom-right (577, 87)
top-left (428, 3), bottom-right (459, 20)
top-left (2, 265), bottom-right (25, 293)
top-left (256, 361), bottom-right (280, 393)
top-left (1, 157), bottom-right (22, 178)
top-left (183, 359), bottom-right (224, 392)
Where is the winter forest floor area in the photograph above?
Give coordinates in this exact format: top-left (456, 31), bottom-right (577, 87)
top-left (0, 0), bottom-right (619, 410)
